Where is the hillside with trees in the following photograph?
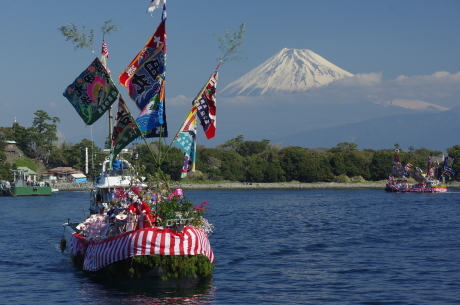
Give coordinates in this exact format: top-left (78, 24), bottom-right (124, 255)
top-left (1, 110), bottom-right (459, 184)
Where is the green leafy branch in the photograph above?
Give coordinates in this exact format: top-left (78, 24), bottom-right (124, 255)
top-left (58, 23), bottom-right (95, 50)
top-left (58, 19), bottom-right (119, 51)
top-left (215, 22), bottom-right (247, 63)
top-left (101, 19), bottom-right (120, 39)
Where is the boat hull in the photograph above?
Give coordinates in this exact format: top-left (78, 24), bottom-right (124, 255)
top-left (385, 184), bottom-right (447, 193)
top-left (63, 223), bottom-right (214, 279)
top-left (62, 157), bottom-right (214, 280)
top-left (1, 186), bottom-right (52, 196)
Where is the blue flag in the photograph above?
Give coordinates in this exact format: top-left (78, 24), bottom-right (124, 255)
top-left (173, 106), bottom-right (197, 178)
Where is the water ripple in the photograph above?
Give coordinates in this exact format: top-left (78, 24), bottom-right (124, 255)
top-left (1, 189), bottom-right (460, 304)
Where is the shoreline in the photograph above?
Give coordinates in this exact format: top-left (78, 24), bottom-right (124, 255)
top-left (183, 182), bottom-right (460, 190)
top-left (52, 181), bottom-right (460, 191)
top-left (180, 182), bottom-right (386, 190)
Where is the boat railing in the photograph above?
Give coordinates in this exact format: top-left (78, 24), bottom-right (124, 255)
top-left (105, 169), bottom-right (135, 177)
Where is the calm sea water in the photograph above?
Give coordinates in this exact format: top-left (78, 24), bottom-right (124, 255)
top-left (0, 189), bottom-right (459, 304)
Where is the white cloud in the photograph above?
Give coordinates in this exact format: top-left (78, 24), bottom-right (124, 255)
top-left (393, 71), bottom-right (460, 86)
top-left (216, 70), bottom-right (460, 110)
top-left (333, 72), bottom-right (383, 87)
top-left (315, 70), bottom-right (460, 107)
top-left (386, 71), bottom-right (460, 102)
top-left (219, 95), bottom-right (274, 105)
top-left (167, 95), bottom-right (190, 106)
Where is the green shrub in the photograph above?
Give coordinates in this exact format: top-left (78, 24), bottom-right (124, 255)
top-left (333, 175), bottom-right (351, 183)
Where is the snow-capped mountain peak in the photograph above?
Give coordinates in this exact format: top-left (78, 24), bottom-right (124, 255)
top-left (221, 48), bottom-right (354, 96)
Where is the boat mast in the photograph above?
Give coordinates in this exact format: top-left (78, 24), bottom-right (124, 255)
top-left (426, 156), bottom-right (432, 179)
top-left (101, 39), bottom-right (113, 152)
top-left (108, 107), bottom-right (113, 150)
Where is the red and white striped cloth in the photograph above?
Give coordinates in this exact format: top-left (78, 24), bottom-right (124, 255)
top-left (101, 41), bottom-right (109, 58)
top-left (71, 226), bottom-right (214, 271)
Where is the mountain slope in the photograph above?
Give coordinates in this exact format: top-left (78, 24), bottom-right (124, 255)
top-left (273, 106), bottom-right (460, 150)
top-left (376, 99), bottom-right (450, 111)
top-left (220, 48), bottom-right (354, 96)
top-left (209, 48), bottom-right (455, 151)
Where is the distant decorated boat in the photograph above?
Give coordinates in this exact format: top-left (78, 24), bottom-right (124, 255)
top-left (60, 3), bottom-right (220, 280)
top-left (385, 178), bottom-right (447, 193)
top-left (385, 150), bottom-right (454, 193)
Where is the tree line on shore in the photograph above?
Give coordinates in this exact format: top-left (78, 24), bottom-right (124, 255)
top-left (1, 110), bottom-right (459, 183)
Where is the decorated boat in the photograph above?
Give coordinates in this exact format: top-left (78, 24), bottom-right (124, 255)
top-left (385, 178), bottom-right (448, 193)
top-left (60, 2), bottom-right (223, 280)
top-left (62, 176), bottom-right (215, 279)
top-left (0, 169), bottom-right (52, 196)
top-left (385, 150), bottom-right (454, 193)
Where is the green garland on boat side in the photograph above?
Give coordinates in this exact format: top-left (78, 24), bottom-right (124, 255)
top-left (155, 196), bottom-right (206, 227)
top-left (71, 253), bottom-right (85, 269)
top-left (71, 253), bottom-right (214, 280)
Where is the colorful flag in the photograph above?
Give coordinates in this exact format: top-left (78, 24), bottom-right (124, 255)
top-left (443, 156), bottom-right (456, 176)
top-left (143, 112), bottom-right (168, 137)
top-left (194, 68), bottom-right (218, 139)
top-left (119, 7), bottom-right (167, 138)
top-left (119, 13), bottom-right (166, 110)
top-left (174, 106), bottom-right (197, 178)
top-left (147, 0), bottom-right (166, 13)
top-left (125, 46), bottom-right (165, 110)
top-left (135, 77), bottom-right (168, 137)
top-left (404, 163), bottom-right (413, 172)
top-left (110, 96), bottom-right (142, 167)
top-left (129, 116), bottom-right (168, 142)
top-left (63, 57), bottom-right (119, 125)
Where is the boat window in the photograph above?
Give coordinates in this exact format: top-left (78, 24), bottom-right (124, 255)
top-left (108, 170), bottom-right (119, 176)
top-left (121, 169), bottom-right (131, 176)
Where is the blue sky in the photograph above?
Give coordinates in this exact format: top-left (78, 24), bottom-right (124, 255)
top-left (1, 0), bottom-right (459, 148)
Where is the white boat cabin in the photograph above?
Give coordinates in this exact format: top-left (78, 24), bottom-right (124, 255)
top-left (91, 156), bottom-right (145, 213)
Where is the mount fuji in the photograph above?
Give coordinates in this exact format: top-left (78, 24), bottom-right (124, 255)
top-left (220, 48), bottom-right (354, 96)
top-left (206, 48), bottom-right (456, 151)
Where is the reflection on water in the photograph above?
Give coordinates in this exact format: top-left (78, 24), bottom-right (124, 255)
top-left (76, 274), bottom-right (216, 304)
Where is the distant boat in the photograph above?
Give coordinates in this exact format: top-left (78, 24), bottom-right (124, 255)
top-left (52, 188), bottom-right (59, 192)
top-left (385, 178), bottom-right (447, 193)
top-left (385, 151), bottom-right (449, 193)
top-left (0, 170), bottom-right (52, 196)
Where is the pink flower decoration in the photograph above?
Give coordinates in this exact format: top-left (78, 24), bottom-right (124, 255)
top-left (114, 186), bottom-right (127, 198)
top-left (193, 200), bottom-right (209, 211)
top-left (130, 185), bottom-right (142, 195)
top-left (174, 188), bottom-right (184, 199)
